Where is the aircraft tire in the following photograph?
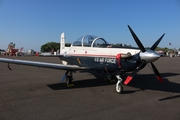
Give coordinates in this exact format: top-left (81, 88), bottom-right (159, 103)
top-left (66, 75), bottom-right (72, 85)
top-left (115, 83), bottom-right (123, 94)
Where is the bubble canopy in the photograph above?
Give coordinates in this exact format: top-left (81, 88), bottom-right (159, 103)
top-left (72, 35), bottom-right (109, 47)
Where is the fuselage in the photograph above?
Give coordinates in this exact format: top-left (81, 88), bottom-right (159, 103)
top-left (59, 34), bottom-right (160, 74)
top-left (59, 34), bottom-right (141, 73)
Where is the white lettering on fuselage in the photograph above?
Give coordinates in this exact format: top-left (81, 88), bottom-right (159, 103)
top-left (94, 57), bottom-right (116, 64)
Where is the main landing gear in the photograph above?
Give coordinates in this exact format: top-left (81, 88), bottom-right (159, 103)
top-left (61, 71), bottom-right (74, 86)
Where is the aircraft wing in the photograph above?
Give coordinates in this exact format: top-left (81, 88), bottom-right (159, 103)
top-left (0, 58), bottom-right (88, 70)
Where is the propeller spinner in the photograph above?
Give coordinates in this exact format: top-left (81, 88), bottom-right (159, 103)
top-left (124, 25), bottom-right (165, 85)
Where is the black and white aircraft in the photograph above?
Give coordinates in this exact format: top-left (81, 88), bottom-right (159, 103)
top-left (0, 25), bottom-right (165, 94)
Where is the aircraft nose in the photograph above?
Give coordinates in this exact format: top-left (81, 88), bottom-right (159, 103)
top-left (152, 52), bottom-right (160, 60)
top-left (139, 50), bottom-right (160, 63)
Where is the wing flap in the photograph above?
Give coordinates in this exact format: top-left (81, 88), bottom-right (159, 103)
top-left (0, 58), bottom-right (88, 70)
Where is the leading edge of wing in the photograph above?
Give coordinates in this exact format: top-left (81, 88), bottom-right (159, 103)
top-left (0, 58), bottom-right (88, 70)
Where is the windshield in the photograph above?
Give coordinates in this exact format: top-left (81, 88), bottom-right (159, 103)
top-left (72, 35), bottom-right (108, 47)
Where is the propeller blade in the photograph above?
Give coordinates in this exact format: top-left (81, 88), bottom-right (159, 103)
top-left (124, 62), bottom-right (146, 85)
top-left (150, 33), bottom-right (165, 50)
top-left (127, 25), bottom-right (146, 52)
top-left (151, 63), bottom-right (163, 82)
top-left (124, 71), bottom-right (136, 85)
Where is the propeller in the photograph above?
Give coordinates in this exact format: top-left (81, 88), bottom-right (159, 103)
top-left (151, 62), bottom-right (163, 82)
top-left (124, 25), bottom-right (165, 85)
top-left (151, 33), bottom-right (165, 50)
top-left (127, 25), bottom-right (146, 52)
top-left (124, 61), bottom-right (146, 85)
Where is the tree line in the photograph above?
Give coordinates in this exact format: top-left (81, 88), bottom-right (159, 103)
top-left (41, 42), bottom-right (71, 52)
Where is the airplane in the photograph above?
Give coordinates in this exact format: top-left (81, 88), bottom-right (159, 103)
top-left (0, 25), bottom-right (165, 94)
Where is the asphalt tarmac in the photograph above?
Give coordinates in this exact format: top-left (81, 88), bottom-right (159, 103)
top-left (0, 56), bottom-right (180, 120)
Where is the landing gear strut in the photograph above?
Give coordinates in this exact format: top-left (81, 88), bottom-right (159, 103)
top-left (61, 71), bottom-right (73, 85)
top-left (66, 75), bottom-right (73, 85)
top-left (107, 74), bottom-right (124, 94)
top-left (115, 75), bottom-right (123, 94)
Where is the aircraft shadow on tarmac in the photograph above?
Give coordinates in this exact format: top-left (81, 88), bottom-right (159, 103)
top-left (126, 73), bottom-right (180, 101)
top-left (47, 72), bottom-right (180, 100)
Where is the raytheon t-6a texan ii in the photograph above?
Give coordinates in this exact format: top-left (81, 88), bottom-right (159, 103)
top-left (0, 25), bottom-right (165, 94)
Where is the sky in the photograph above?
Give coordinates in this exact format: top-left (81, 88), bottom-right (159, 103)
top-left (0, 0), bottom-right (180, 51)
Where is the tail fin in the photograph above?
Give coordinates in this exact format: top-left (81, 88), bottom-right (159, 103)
top-left (60, 32), bottom-right (65, 54)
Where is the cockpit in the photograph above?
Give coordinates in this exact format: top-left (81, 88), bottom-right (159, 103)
top-left (72, 35), bottom-right (109, 47)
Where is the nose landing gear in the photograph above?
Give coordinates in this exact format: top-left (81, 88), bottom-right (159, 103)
top-left (107, 74), bottom-right (123, 94)
top-left (115, 75), bottom-right (123, 94)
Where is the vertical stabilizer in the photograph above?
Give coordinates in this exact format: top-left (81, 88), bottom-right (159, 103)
top-left (60, 32), bottom-right (65, 54)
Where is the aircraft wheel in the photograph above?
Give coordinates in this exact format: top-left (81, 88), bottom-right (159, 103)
top-left (116, 83), bottom-right (123, 94)
top-left (66, 75), bottom-right (72, 85)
